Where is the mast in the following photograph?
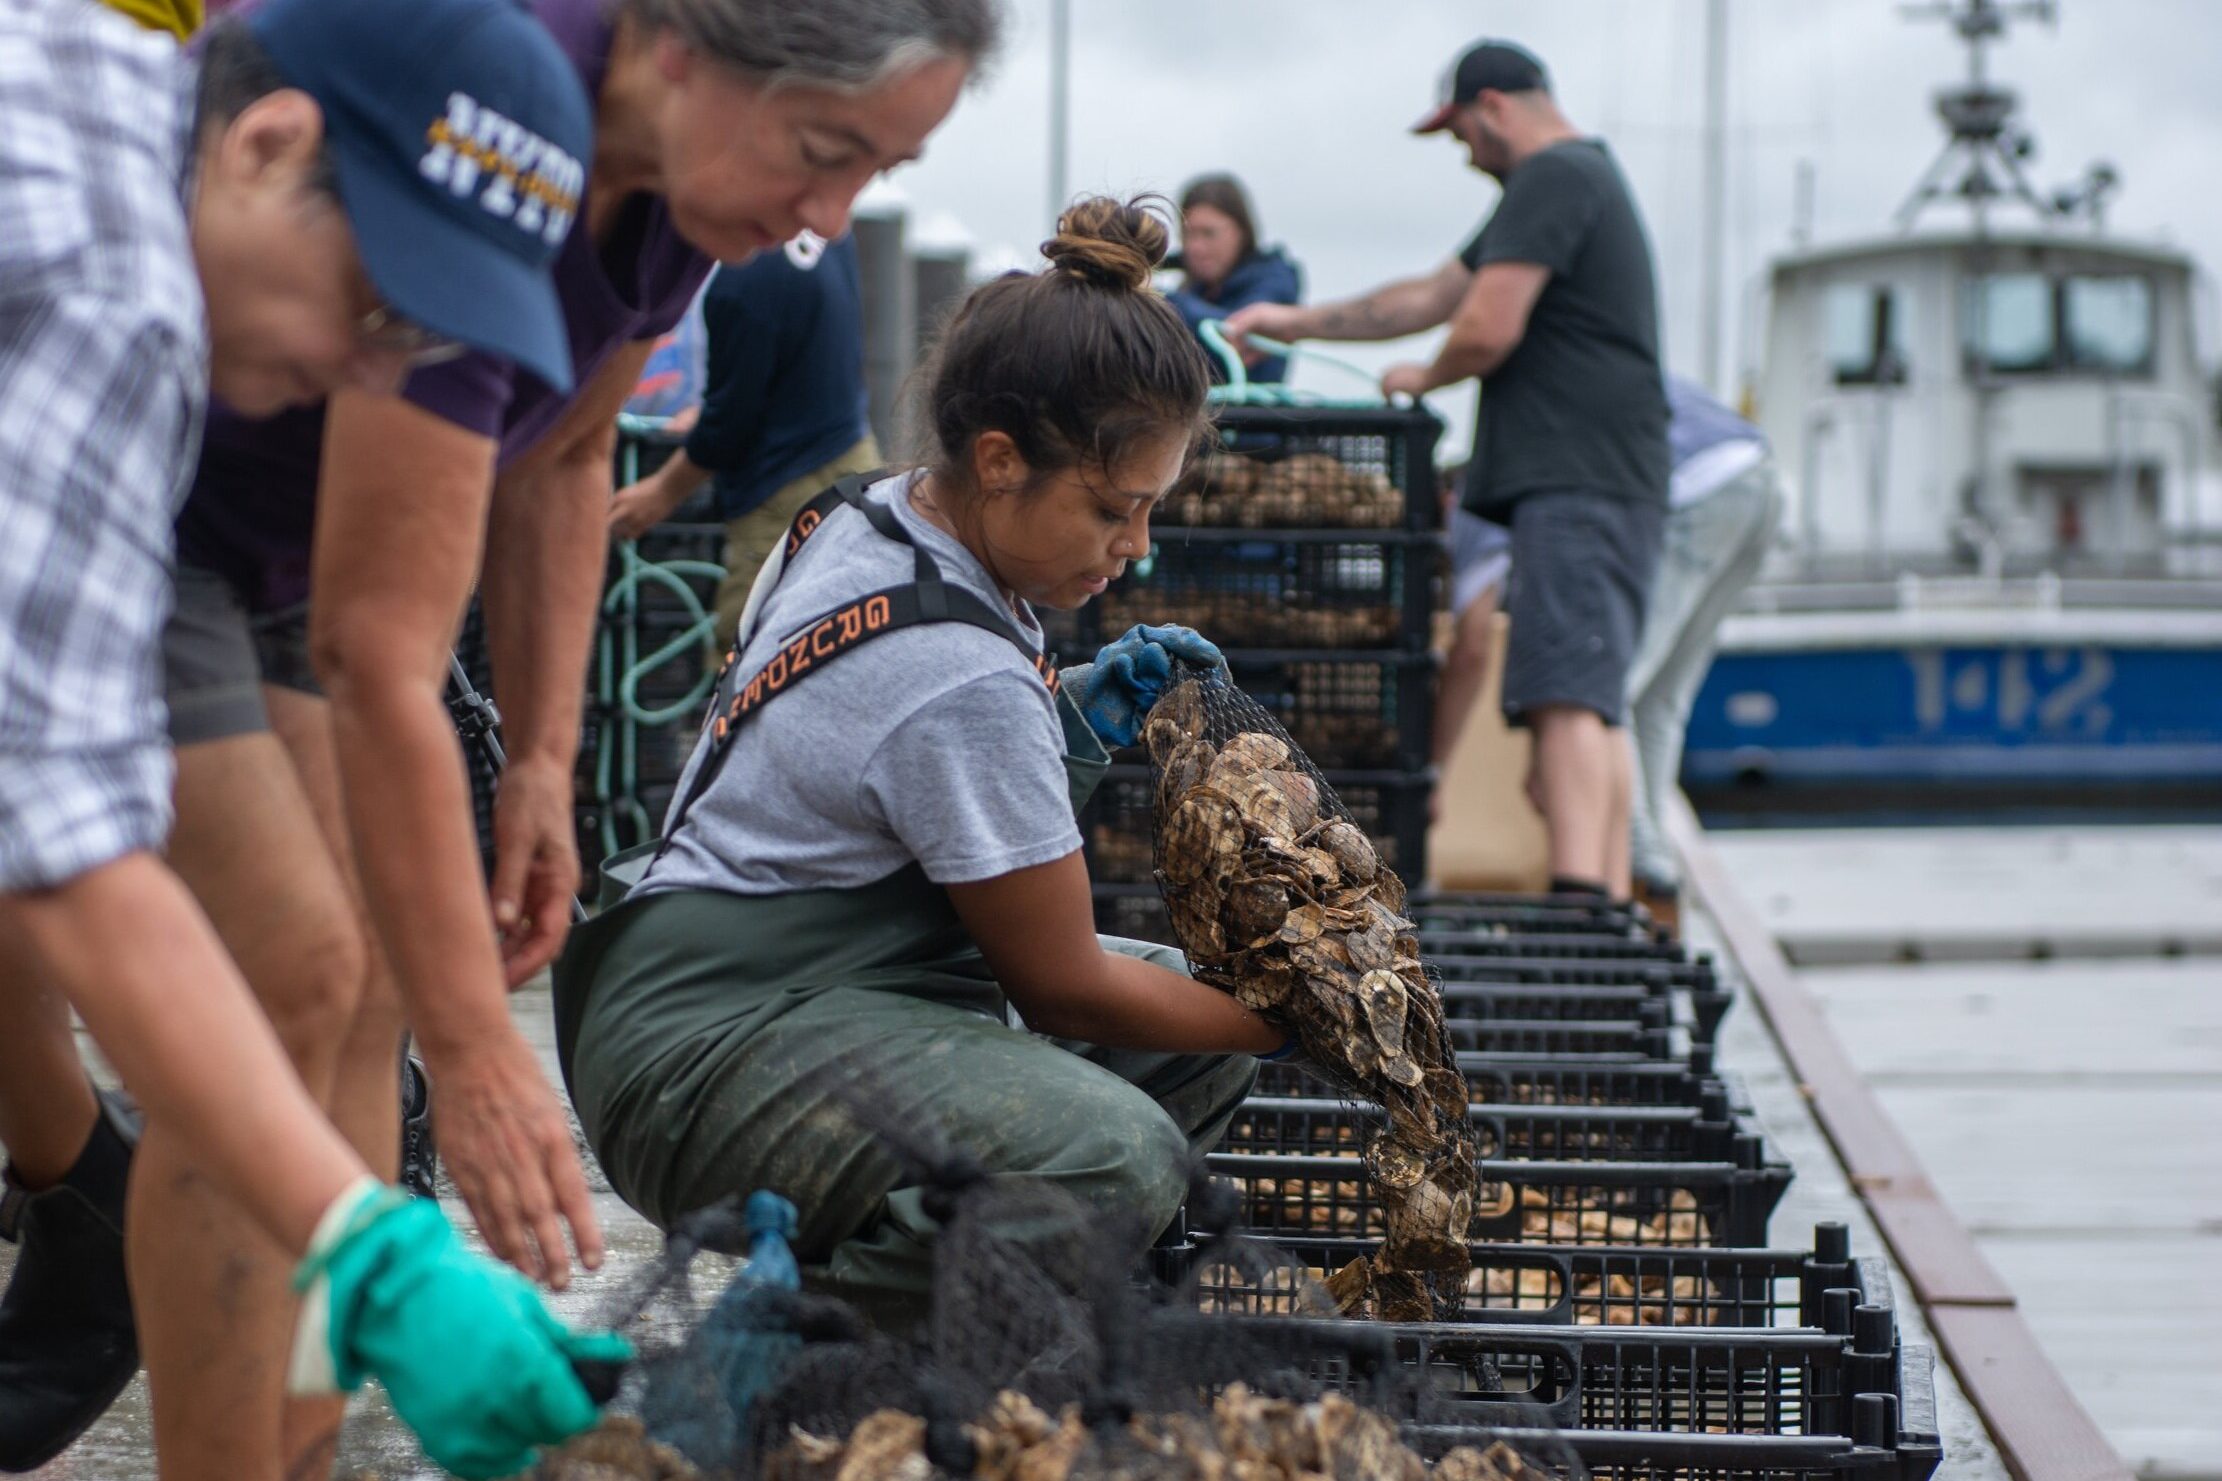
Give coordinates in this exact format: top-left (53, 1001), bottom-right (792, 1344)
top-left (1895, 0), bottom-right (2057, 575)
top-left (1700, 0), bottom-right (1729, 394)
top-left (1892, 0), bottom-right (2058, 234)
top-left (1047, 0), bottom-right (1071, 230)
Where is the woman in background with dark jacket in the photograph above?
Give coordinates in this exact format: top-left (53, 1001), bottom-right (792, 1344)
top-left (1167, 174), bottom-right (1302, 384)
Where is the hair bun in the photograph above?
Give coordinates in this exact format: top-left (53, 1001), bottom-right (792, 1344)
top-left (1041, 195), bottom-right (1169, 292)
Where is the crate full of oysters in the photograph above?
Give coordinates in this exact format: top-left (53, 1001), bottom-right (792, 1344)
top-left (1144, 668), bottom-right (1474, 1322)
top-left (1157, 403), bottom-right (1445, 533)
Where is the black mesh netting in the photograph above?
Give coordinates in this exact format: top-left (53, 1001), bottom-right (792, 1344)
top-left (1142, 665), bottom-right (1477, 1324)
top-left (515, 1074), bottom-right (1573, 1481)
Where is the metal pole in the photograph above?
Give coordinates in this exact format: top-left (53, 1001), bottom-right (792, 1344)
top-left (1700, 0), bottom-right (1729, 395)
top-left (1047, 0), bottom-right (1070, 230)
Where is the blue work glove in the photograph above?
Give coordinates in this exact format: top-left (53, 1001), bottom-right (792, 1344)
top-left (1062, 624), bottom-right (1225, 748)
top-left (289, 1179), bottom-right (631, 1480)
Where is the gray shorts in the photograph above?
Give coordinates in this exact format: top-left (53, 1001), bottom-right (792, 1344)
top-left (1499, 489), bottom-right (1663, 728)
top-left (163, 563), bottom-right (319, 746)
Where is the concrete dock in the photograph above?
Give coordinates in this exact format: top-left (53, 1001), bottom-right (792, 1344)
top-left (18, 827), bottom-right (2208, 1476)
top-left (1711, 825), bottom-right (2222, 1480)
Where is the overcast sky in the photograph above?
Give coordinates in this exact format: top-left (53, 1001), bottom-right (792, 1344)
top-left (875, 0), bottom-right (2222, 460)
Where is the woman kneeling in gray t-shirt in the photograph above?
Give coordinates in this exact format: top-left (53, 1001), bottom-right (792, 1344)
top-left (553, 196), bottom-right (1290, 1332)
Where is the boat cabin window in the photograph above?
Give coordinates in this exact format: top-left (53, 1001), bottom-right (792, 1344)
top-left (1823, 283), bottom-right (1908, 386)
top-left (1962, 271), bottom-right (2156, 378)
top-left (2064, 275), bottom-right (2154, 373)
top-left (1967, 272), bottom-right (2054, 373)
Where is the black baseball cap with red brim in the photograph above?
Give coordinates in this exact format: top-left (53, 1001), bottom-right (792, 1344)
top-left (1412, 39), bottom-right (1551, 134)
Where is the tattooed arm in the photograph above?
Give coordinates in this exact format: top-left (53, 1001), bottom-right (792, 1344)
top-left (1224, 257), bottom-right (1473, 350)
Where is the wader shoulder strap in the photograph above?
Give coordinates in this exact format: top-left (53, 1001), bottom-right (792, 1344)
top-left (652, 474), bottom-right (1058, 861)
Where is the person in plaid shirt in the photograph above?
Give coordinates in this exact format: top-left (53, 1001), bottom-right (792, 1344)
top-left (0, 1), bottom-right (637, 1475)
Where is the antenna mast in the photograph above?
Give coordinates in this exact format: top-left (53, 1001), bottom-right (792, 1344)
top-left (1891, 0), bottom-right (2058, 233)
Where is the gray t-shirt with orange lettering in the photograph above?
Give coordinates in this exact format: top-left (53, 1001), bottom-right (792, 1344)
top-left (635, 470), bottom-right (1081, 898)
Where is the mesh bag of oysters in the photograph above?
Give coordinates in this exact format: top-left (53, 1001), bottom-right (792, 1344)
top-left (1146, 665), bottom-right (1477, 1323)
top-left (482, 1078), bottom-right (1569, 1481)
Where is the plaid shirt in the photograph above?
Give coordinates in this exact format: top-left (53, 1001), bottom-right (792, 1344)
top-left (0, 0), bottom-right (204, 890)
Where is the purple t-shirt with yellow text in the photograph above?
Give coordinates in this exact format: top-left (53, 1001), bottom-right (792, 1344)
top-left (175, 0), bottom-right (713, 613)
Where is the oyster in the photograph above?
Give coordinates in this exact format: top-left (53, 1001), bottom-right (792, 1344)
top-left (1153, 736), bottom-right (1214, 813)
top-left (1275, 902), bottom-right (1327, 945)
top-left (1358, 970), bottom-right (1408, 1057)
top-left (1210, 771), bottom-right (1296, 840)
top-left (1265, 769), bottom-right (1321, 832)
top-left (1317, 820), bottom-right (1377, 879)
top-left (1226, 876), bottom-right (1290, 947)
top-left (1215, 732), bottom-right (1289, 771)
top-left (1366, 1138), bottom-right (1426, 1191)
top-left (1160, 794), bottom-right (1238, 887)
top-left (1152, 678), bottom-right (1206, 741)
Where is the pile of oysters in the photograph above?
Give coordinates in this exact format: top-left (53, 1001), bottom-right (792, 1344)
top-left (1145, 678), bottom-right (1476, 1320)
top-left (763, 1386), bottom-right (1550, 1481)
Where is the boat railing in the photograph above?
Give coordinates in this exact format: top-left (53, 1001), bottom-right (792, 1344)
top-left (1743, 566), bottom-right (2222, 617)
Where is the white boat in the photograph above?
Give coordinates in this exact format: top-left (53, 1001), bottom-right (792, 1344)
top-left (1685, 0), bottom-right (2222, 807)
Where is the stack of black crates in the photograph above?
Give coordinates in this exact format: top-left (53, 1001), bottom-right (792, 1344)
top-left (1064, 401), bottom-right (1445, 944)
top-left (1162, 888), bottom-right (1946, 1480)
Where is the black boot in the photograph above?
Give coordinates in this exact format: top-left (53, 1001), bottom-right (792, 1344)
top-left (0, 1090), bottom-right (140, 1471)
top-left (399, 1052), bottom-right (438, 1200)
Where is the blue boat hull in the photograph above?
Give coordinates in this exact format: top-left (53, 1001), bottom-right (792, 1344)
top-left (1683, 644), bottom-right (2222, 786)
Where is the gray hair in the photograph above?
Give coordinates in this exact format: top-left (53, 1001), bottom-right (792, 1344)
top-left (624, 0), bottom-right (1004, 92)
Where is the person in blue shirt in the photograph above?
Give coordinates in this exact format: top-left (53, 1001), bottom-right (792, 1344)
top-left (1165, 175), bottom-right (1302, 385)
top-left (610, 231), bottom-right (881, 648)
top-left (622, 287), bottom-right (710, 426)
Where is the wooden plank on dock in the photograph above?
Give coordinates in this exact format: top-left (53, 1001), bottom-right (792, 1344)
top-left (1671, 797), bottom-right (2135, 1481)
top-left (1928, 1304), bottom-right (2146, 1481)
top-left (1708, 825), bottom-right (2222, 965)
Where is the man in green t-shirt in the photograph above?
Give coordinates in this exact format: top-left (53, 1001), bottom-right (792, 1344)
top-left (1228, 38), bottom-right (1668, 899)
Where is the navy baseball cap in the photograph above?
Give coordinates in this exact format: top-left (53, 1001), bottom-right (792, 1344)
top-left (249, 0), bottom-right (592, 391)
top-left (1412, 39), bottom-right (1551, 134)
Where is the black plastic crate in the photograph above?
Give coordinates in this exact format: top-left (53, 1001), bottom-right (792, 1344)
top-left (1412, 905), bottom-right (1673, 945)
top-left (1173, 1222), bottom-right (1886, 1330)
top-left (1088, 650), bottom-right (1435, 772)
top-left (1423, 930), bottom-right (1703, 965)
top-left (1204, 650), bottom-right (1436, 771)
top-left (1145, 1305), bottom-right (1932, 1478)
top-left (1162, 402), bottom-right (1445, 532)
top-left (1091, 527), bottom-right (1440, 654)
top-left (1083, 765), bottom-right (1430, 891)
top-left (1441, 1017), bottom-right (1678, 1060)
top-left (1256, 1053), bottom-right (1747, 1110)
top-left (1224, 1096), bottom-right (1770, 1169)
top-left (1430, 952), bottom-right (1725, 999)
top-left (1438, 976), bottom-right (1732, 1046)
top-left (1114, 1307), bottom-right (1939, 1481)
top-left (1434, 977), bottom-right (1727, 1050)
top-left (1388, 1324), bottom-right (1939, 1481)
top-left (1208, 1146), bottom-right (1788, 1248)
top-left (1087, 895), bottom-right (1729, 1038)
top-left (1413, 891), bottom-right (1662, 934)
top-left (1440, 979), bottom-right (1672, 1025)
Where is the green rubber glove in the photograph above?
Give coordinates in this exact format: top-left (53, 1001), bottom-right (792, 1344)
top-left (288, 1179), bottom-right (631, 1479)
